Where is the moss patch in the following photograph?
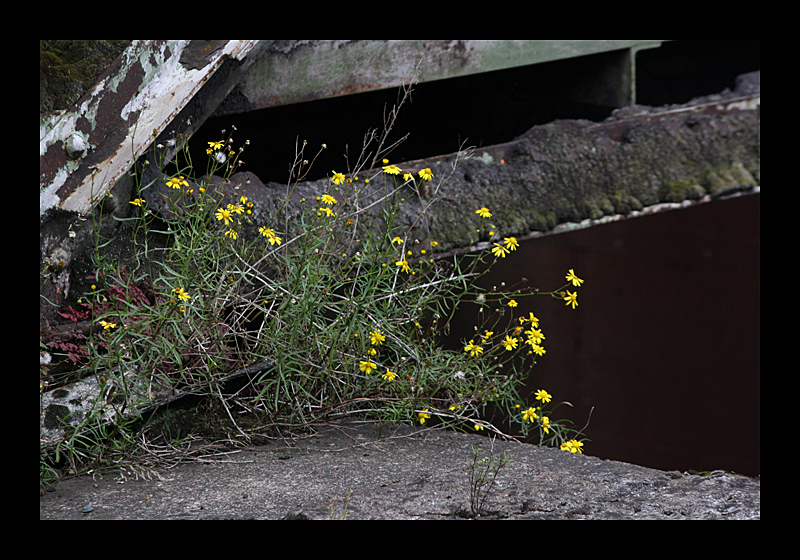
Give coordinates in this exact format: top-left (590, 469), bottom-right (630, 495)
top-left (40, 40), bottom-right (131, 113)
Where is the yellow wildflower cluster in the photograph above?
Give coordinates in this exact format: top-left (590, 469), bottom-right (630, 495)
top-left (358, 328), bottom-right (402, 383)
top-left (518, 389), bottom-right (585, 452)
top-left (560, 440), bottom-right (584, 453)
top-left (206, 139), bottom-right (236, 164)
top-left (562, 269), bottom-right (583, 309)
top-left (210, 194), bottom-right (282, 246)
top-left (520, 390), bottom-right (552, 433)
top-left (462, 309), bottom-right (548, 359)
top-left (329, 158), bottom-right (433, 190)
top-left (380, 159), bottom-right (433, 183)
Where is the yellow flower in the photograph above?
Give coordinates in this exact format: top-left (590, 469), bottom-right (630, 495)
top-left (321, 194), bottom-right (338, 205)
top-left (331, 171), bottom-right (346, 185)
top-left (395, 259), bottom-right (412, 273)
top-left (563, 290), bottom-right (578, 309)
top-left (319, 206), bottom-right (336, 217)
top-left (382, 164), bottom-right (402, 175)
top-left (540, 416), bottom-right (551, 434)
top-left (532, 344), bottom-right (546, 356)
top-left (129, 198), bottom-right (145, 206)
top-left (534, 389), bottom-right (552, 404)
top-left (225, 229), bottom-right (238, 240)
top-left (525, 328), bottom-right (545, 345)
top-left (418, 168), bottom-right (433, 181)
top-left (522, 407), bottom-right (538, 423)
top-left (359, 360), bottom-right (378, 375)
top-left (228, 203), bottom-right (245, 214)
top-left (463, 341), bottom-right (483, 358)
top-left (207, 140), bottom-right (224, 151)
top-left (215, 207), bottom-right (233, 225)
top-left (370, 330), bottom-right (386, 346)
top-left (561, 440), bottom-right (584, 454)
top-left (501, 335), bottom-right (518, 351)
top-left (391, 236), bottom-right (404, 245)
top-left (491, 243), bottom-right (510, 258)
top-left (418, 409), bottom-right (431, 424)
top-left (566, 269), bottom-right (584, 287)
top-left (521, 312), bottom-right (539, 327)
top-left (403, 172), bottom-right (413, 182)
top-left (259, 227), bottom-right (282, 245)
top-left (504, 236), bottom-right (519, 251)
top-left (99, 320), bottom-right (116, 330)
top-left (172, 287), bottom-right (191, 302)
top-left (474, 423), bottom-right (485, 431)
top-left (383, 369), bottom-right (397, 381)
top-left (166, 176), bottom-right (189, 189)
top-left (475, 207), bottom-right (492, 218)
top-left (507, 299), bottom-right (518, 308)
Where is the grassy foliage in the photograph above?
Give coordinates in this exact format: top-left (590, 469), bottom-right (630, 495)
top-left (40, 85), bottom-right (587, 485)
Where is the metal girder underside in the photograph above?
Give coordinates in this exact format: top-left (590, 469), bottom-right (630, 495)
top-left (40, 40), bottom-right (665, 219)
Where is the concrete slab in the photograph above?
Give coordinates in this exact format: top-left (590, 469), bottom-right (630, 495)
top-left (39, 419), bottom-right (759, 520)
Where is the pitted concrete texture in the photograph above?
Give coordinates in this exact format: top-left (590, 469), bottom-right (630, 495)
top-left (39, 419), bottom-right (759, 519)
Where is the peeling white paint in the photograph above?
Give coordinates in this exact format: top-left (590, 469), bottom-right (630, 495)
top-left (41, 40), bottom-right (260, 218)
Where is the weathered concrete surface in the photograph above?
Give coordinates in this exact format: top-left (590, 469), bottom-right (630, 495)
top-left (135, 80), bottom-right (760, 258)
top-left (176, 89), bottom-right (760, 260)
top-left (39, 418), bottom-right (760, 520)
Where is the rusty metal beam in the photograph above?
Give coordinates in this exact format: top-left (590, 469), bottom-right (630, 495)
top-left (39, 40), bottom-right (260, 217)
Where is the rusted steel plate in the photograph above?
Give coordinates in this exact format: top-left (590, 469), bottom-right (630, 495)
top-left (39, 40), bottom-right (259, 217)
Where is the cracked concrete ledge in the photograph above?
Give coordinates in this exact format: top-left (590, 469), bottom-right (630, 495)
top-left (40, 418), bottom-right (760, 520)
top-left (137, 90), bottom-right (761, 260)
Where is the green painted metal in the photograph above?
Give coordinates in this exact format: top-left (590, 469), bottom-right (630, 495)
top-left (213, 40), bottom-right (665, 115)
